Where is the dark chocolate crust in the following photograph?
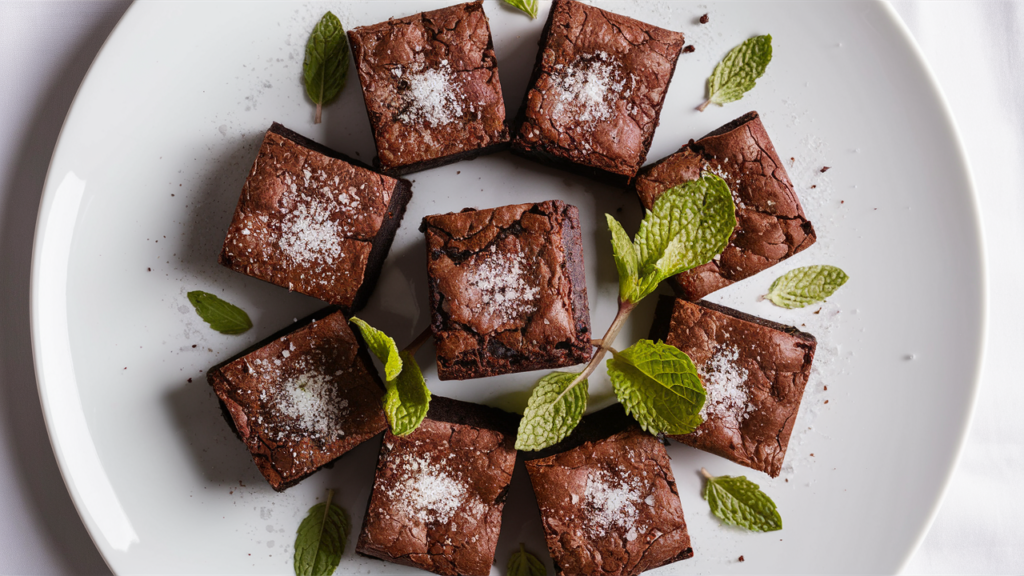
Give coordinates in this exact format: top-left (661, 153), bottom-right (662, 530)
top-left (348, 0), bottom-right (510, 176)
top-left (634, 111), bottom-right (817, 300)
top-left (511, 0), bottom-right (685, 186)
top-left (219, 123), bottom-right (412, 315)
top-left (421, 200), bottom-right (592, 380)
top-left (356, 396), bottom-right (517, 576)
top-left (649, 296), bottom-right (816, 477)
top-left (206, 309), bottom-right (388, 491)
top-left (525, 424), bottom-right (694, 575)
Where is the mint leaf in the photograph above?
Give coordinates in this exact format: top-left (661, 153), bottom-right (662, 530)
top-left (630, 174), bottom-right (736, 302)
top-left (303, 12), bottom-right (350, 124)
top-left (508, 543), bottom-right (546, 576)
top-left (703, 469), bottom-right (782, 532)
top-left (294, 490), bottom-right (349, 576)
top-left (766, 265), bottom-right (849, 308)
top-left (606, 214), bottom-right (640, 303)
top-left (699, 34), bottom-right (773, 111)
top-left (503, 0), bottom-right (539, 19)
top-left (186, 291), bottom-right (252, 335)
top-left (607, 340), bottom-right (705, 435)
top-left (349, 317), bottom-right (403, 381)
top-left (384, 351), bottom-right (431, 436)
top-left (516, 372), bottom-right (588, 451)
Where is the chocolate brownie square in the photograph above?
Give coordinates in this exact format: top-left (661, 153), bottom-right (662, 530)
top-left (649, 296), bottom-right (817, 477)
top-left (219, 123), bottom-right (412, 314)
top-left (421, 200), bottom-right (592, 380)
top-left (524, 405), bottom-right (694, 576)
top-left (511, 0), bottom-right (685, 185)
top-left (348, 0), bottom-right (510, 175)
top-left (635, 111), bottom-right (817, 300)
top-left (355, 397), bottom-right (519, 576)
top-left (207, 308), bottom-right (388, 491)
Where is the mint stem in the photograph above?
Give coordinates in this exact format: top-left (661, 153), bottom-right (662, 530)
top-left (701, 467), bottom-right (713, 480)
top-left (557, 299), bottom-right (635, 400)
top-left (404, 327), bottom-right (432, 355)
top-left (697, 99), bottom-right (712, 112)
top-left (315, 103), bottom-right (323, 124)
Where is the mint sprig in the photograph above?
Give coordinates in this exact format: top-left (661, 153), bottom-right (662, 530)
top-left (610, 173), bottom-right (737, 304)
top-left (294, 489), bottom-right (349, 576)
top-left (502, 0), bottom-right (539, 19)
top-left (515, 372), bottom-right (588, 451)
top-left (508, 543), bottom-right (546, 576)
top-left (350, 319), bottom-right (431, 436)
top-left (303, 12), bottom-right (350, 124)
top-left (766, 265), bottom-right (849, 308)
top-left (702, 468), bottom-right (782, 532)
top-left (698, 35), bottom-right (773, 112)
top-left (186, 291), bottom-right (252, 335)
top-left (607, 340), bottom-right (705, 435)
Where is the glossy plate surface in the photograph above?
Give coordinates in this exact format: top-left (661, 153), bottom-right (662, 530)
top-left (31, 1), bottom-right (984, 574)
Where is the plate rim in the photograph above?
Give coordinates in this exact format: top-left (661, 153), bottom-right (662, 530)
top-left (26, 1), bottom-right (989, 574)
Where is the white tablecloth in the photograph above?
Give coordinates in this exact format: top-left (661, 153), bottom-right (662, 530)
top-left (0, 1), bottom-right (1019, 573)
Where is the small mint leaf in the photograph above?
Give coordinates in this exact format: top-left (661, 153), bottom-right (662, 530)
top-left (503, 0), bottom-right (539, 19)
top-left (607, 340), bottom-right (705, 435)
top-left (294, 490), bottom-right (349, 576)
top-left (303, 12), bottom-right (350, 123)
top-left (606, 214), bottom-right (639, 303)
top-left (631, 174), bottom-right (736, 301)
top-left (701, 34), bottom-right (773, 110)
top-left (515, 372), bottom-right (588, 451)
top-left (186, 291), bottom-right (252, 335)
top-left (384, 351), bottom-right (430, 436)
top-left (349, 317), bottom-right (403, 381)
top-left (508, 543), bottom-right (546, 576)
top-left (766, 265), bottom-right (849, 309)
top-left (704, 470), bottom-right (783, 532)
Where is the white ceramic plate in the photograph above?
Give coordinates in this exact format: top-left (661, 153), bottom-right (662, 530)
top-left (31, 1), bottom-right (984, 574)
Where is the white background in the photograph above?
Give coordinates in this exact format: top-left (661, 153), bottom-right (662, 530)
top-left (0, 1), bottom-right (1019, 574)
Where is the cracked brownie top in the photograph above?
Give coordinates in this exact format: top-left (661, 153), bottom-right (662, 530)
top-left (356, 397), bottom-right (518, 576)
top-left (649, 296), bottom-right (817, 478)
top-left (207, 309), bottom-right (387, 491)
top-left (348, 0), bottom-right (509, 173)
top-left (635, 111), bottom-right (817, 300)
top-left (219, 123), bottom-right (406, 311)
top-left (525, 422), bottom-right (694, 576)
top-left (421, 200), bottom-right (591, 380)
top-left (512, 0), bottom-right (684, 180)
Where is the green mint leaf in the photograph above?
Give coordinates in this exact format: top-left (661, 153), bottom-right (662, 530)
top-left (606, 214), bottom-right (640, 303)
top-left (766, 265), bottom-right (849, 309)
top-left (607, 340), bottom-right (705, 435)
top-left (503, 0), bottom-right (539, 19)
top-left (186, 291), bottom-right (252, 335)
top-left (515, 372), bottom-right (588, 451)
top-left (294, 490), bottom-right (349, 576)
top-left (700, 34), bottom-right (773, 111)
top-left (384, 351), bottom-right (431, 436)
top-left (703, 470), bottom-right (783, 532)
top-left (303, 12), bottom-right (350, 124)
top-left (349, 317), bottom-right (403, 381)
top-left (508, 543), bottom-right (546, 576)
top-left (631, 173), bottom-right (736, 301)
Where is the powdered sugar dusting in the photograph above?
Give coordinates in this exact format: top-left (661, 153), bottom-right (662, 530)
top-left (396, 62), bottom-right (464, 127)
top-left (274, 370), bottom-right (349, 441)
top-left (275, 165), bottom-right (366, 268)
top-left (550, 52), bottom-right (630, 124)
top-left (467, 244), bottom-right (540, 324)
top-left (699, 345), bottom-right (754, 421)
top-left (582, 470), bottom-right (643, 537)
top-left (391, 453), bottom-right (469, 524)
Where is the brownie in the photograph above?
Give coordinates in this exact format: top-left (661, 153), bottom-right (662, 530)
top-left (206, 308), bottom-right (388, 491)
top-left (649, 296), bottom-right (817, 477)
top-left (348, 0), bottom-right (510, 175)
top-left (524, 405), bottom-right (694, 576)
top-left (635, 111), bottom-right (817, 300)
top-left (421, 200), bottom-right (592, 380)
top-left (511, 0), bottom-right (685, 185)
top-left (356, 397), bottom-right (518, 576)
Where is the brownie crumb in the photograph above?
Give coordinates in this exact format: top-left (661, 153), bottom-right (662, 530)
top-left (824, 385), bottom-right (828, 391)
top-left (683, 45), bottom-right (696, 53)
top-left (187, 378), bottom-right (192, 383)
top-left (811, 184), bottom-right (817, 189)
top-left (824, 400), bottom-right (829, 404)
top-left (192, 344), bottom-right (197, 348)
top-left (700, 13), bottom-right (709, 24)
top-left (738, 555), bottom-right (745, 562)
top-left (147, 267), bottom-right (151, 271)
top-left (820, 166), bottom-right (831, 172)
top-left (840, 200), bottom-right (845, 204)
